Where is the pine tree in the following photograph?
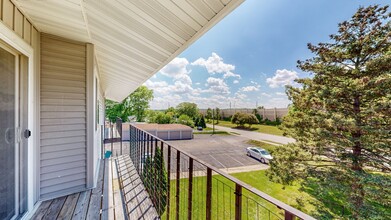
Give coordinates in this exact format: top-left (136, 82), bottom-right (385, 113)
top-left (267, 5), bottom-right (391, 219)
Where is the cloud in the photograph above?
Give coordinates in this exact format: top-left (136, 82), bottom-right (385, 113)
top-left (233, 80), bottom-right (239, 84)
top-left (205, 77), bottom-right (230, 94)
top-left (144, 80), bottom-right (168, 88)
top-left (276, 92), bottom-right (286, 96)
top-left (266, 69), bottom-right (299, 88)
top-left (160, 57), bottom-right (190, 77)
top-left (261, 93), bottom-right (272, 97)
top-left (223, 71), bottom-right (241, 79)
top-left (240, 85), bottom-right (260, 92)
top-left (192, 52), bottom-right (236, 75)
top-left (263, 97), bottom-right (291, 108)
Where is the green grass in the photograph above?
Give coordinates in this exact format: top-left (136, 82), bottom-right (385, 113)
top-left (193, 130), bottom-right (230, 135)
top-left (216, 121), bottom-right (285, 136)
top-left (246, 140), bottom-right (279, 152)
top-left (161, 170), bottom-right (320, 220)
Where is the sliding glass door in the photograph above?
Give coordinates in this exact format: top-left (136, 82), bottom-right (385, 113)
top-left (0, 43), bottom-right (28, 220)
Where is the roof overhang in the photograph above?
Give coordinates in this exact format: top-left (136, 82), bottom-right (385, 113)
top-left (14, 0), bottom-right (244, 101)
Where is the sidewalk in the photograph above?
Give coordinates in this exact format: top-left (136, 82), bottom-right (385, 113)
top-left (207, 124), bottom-right (295, 145)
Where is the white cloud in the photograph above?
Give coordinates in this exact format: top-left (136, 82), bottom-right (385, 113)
top-left (276, 92), bottom-right (286, 96)
top-left (195, 82), bottom-right (201, 85)
top-left (261, 93), bottom-right (272, 97)
top-left (160, 57), bottom-right (190, 77)
top-left (240, 85), bottom-right (260, 92)
top-left (263, 97), bottom-right (291, 108)
top-left (192, 52), bottom-right (236, 74)
top-left (144, 80), bottom-right (168, 88)
top-left (233, 80), bottom-right (239, 84)
top-left (266, 69), bottom-right (299, 88)
top-left (223, 71), bottom-right (241, 79)
top-left (205, 77), bottom-right (230, 94)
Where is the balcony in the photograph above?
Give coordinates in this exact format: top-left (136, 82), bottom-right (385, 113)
top-left (32, 124), bottom-right (314, 220)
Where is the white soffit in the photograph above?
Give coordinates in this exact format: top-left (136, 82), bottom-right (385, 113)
top-left (14, 0), bottom-right (244, 101)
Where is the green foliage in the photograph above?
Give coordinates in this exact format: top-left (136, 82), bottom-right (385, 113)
top-left (154, 112), bottom-right (173, 124)
top-left (267, 5), bottom-right (391, 219)
top-left (123, 85), bottom-right (153, 122)
top-left (231, 112), bottom-right (259, 127)
top-left (178, 114), bottom-right (195, 127)
top-left (206, 108), bottom-right (212, 122)
top-left (105, 99), bottom-right (127, 123)
top-left (194, 114), bottom-right (206, 128)
top-left (142, 148), bottom-right (168, 215)
top-left (105, 85), bottom-right (153, 122)
top-left (215, 107), bottom-right (221, 124)
top-left (176, 102), bottom-right (199, 118)
top-left (165, 107), bottom-right (176, 116)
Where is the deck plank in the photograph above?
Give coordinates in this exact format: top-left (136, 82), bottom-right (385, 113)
top-left (31, 156), bottom-right (158, 220)
top-left (72, 189), bottom-right (91, 220)
top-left (57, 193), bottom-right (79, 220)
top-left (86, 159), bottom-right (104, 219)
top-left (42, 196), bottom-right (66, 220)
top-left (112, 158), bottom-right (126, 220)
top-left (117, 155), bottom-right (159, 220)
top-left (101, 159), bottom-right (114, 220)
top-left (30, 200), bottom-right (52, 220)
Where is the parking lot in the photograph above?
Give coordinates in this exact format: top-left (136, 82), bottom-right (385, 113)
top-left (167, 134), bottom-right (268, 172)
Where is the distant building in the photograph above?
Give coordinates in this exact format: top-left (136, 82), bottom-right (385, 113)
top-left (122, 123), bottom-right (193, 141)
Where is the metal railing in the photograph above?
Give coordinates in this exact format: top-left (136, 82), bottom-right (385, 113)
top-left (104, 122), bottom-right (315, 220)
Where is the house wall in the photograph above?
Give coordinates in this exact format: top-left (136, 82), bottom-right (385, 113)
top-left (39, 34), bottom-right (89, 199)
top-left (0, 0), bottom-right (40, 209)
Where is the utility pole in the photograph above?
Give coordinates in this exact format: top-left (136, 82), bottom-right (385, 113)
top-left (212, 108), bottom-right (215, 135)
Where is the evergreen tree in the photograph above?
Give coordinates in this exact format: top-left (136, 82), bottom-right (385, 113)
top-left (267, 5), bottom-right (391, 219)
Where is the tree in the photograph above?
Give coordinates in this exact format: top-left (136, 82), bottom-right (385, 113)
top-left (206, 108), bottom-right (212, 122)
top-left (165, 107), bottom-right (176, 116)
top-left (267, 5), bottom-right (391, 219)
top-left (199, 115), bottom-right (206, 128)
top-left (177, 114), bottom-right (195, 127)
top-left (245, 114), bottom-right (259, 128)
top-left (105, 99), bottom-right (127, 122)
top-left (123, 86), bottom-right (153, 122)
top-left (176, 102), bottom-right (199, 118)
top-left (142, 148), bottom-right (168, 215)
top-left (154, 112), bottom-right (172, 124)
top-left (231, 112), bottom-right (259, 127)
top-left (215, 107), bottom-right (221, 124)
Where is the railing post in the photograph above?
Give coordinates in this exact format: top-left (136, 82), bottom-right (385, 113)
top-left (235, 183), bottom-right (242, 220)
top-left (176, 150), bottom-right (180, 220)
top-left (110, 122), bottom-right (113, 154)
top-left (206, 168), bottom-right (212, 220)
top-left (167, 145), bottom-right (171, 220)
top-left (129, 124), bottom-right (132, 157)
top-left (188, 158), bottom-right (193, 220)
top-left (284, 211), bottom-right (294, 220)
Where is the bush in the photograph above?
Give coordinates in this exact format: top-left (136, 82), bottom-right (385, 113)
top-left (178, 114), bottom-right (195, 127)
top-left (231, 112), bottom-right (259, 127)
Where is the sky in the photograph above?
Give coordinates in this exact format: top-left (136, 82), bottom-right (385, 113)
top-left (145, 0), bottom-right (389, 110)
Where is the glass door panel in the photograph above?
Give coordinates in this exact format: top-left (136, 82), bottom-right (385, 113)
top-left (0, 46), bottom-right (16, 220)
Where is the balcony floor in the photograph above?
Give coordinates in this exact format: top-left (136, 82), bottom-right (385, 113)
top-left (31, 156), bottom-right (158, 220)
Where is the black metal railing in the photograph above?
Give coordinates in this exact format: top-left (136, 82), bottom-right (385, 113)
top-left (104, 122), bottom-right (315, 220)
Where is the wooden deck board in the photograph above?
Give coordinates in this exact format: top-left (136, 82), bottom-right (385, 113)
top-left (31, 157), bottom-right (159, 220)
top-left (57, 193), bottom-right (79, 220)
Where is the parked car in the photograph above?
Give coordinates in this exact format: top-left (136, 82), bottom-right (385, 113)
top-left (197, 126), bottom-right (203, 131)
top-left (246, 147), bottom-right (273, 164)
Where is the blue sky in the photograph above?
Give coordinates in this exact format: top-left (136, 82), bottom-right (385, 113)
top-left (145, 0), bottom-right (389, 109)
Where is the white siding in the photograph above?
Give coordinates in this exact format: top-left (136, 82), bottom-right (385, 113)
top-left (40, 34), bottom-right (87, 199)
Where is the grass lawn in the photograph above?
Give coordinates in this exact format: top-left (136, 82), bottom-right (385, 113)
top-left (216, 120), bottom-right (285, 136)
top-left (246, 139), bottom-right (279, 152)
top-left (161, 170), bottom-right (328, 220)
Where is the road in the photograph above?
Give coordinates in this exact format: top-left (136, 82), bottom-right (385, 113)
top-left (208, 124), bottom-right (295, 145)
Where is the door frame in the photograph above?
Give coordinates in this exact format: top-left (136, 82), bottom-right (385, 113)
top-left (0, 21), bottom-right (38, 218)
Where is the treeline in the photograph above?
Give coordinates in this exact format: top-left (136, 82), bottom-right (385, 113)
top-left (147, 102), bottom-right (206, 128)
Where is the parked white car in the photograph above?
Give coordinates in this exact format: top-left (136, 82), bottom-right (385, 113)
top-left (246, 147), bottom-right (273, 164)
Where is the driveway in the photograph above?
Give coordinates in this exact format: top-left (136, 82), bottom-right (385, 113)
top-left (167, 134), bottom-right (268, 173)
top-left (208, 124), bottom-right (295, 145)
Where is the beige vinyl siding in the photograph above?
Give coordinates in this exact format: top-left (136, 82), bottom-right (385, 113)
top-left (0, 0), bottom-right (35, 46)
top-left (40, 34), bottom-right (87, 199)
